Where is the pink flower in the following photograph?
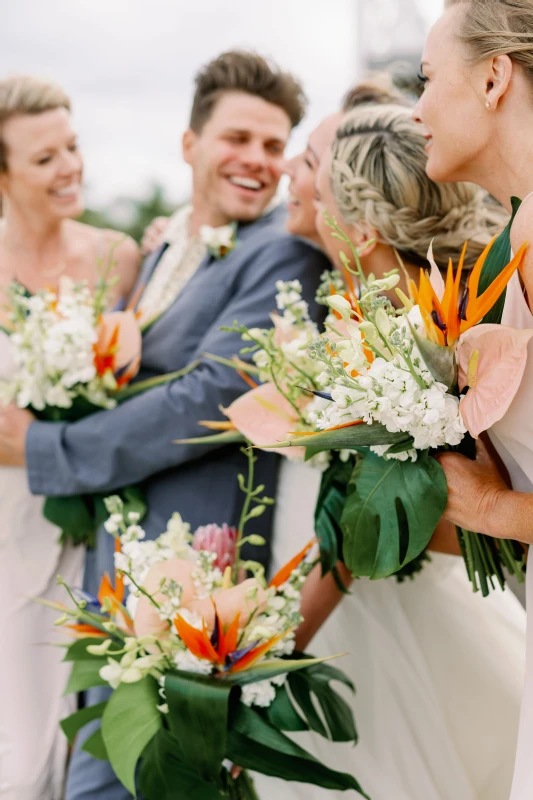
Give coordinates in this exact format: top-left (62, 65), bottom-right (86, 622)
top-left (224, 382), bottom-right (307, 458)
top-left (457, 323), bottom-right (533, 438)
top-left (134, 559), bottom-right (267, 640)
top-left (192, 523), bottom-right (238, 571)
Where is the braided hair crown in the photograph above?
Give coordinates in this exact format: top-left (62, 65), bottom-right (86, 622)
top-left (330, 104), bottom-right (505, 270)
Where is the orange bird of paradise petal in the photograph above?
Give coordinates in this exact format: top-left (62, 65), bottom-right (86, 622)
top-left (269, 538), bottom-right (316, 589)
top-left (218, 613), bottom-right (241, 663)
top-left (417, 239), bottom-right (527, 346)
top-left (97, 537), bottom-right (126, 617)
top-left (66, 623), bottom-right (108, 638)
top-left (227, 630), bottom-right (291, 673)
top-left (174, 613), bottom-right (221, 664)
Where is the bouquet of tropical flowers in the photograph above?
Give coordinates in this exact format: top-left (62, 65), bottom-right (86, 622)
top-left (266, 207), bottom-right (529, 596)
top-left (0, 259), bottom-right (196, 546)
top-left (184, 203), bottom-right (529, 596)
top-left (49, 448), bottom-right (367, 799)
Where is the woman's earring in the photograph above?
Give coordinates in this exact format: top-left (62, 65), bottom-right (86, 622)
top-left (485, 99), bottom-right (492, 110)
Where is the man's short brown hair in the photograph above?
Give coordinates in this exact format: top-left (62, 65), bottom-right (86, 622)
top-left (189, 50), bottom-right (306, 132)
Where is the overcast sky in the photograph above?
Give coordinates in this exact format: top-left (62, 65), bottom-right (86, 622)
top-left (1, 0), bottom-right (443, 209)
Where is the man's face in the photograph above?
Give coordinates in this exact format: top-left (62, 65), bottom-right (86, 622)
top-left (183, 91), bottom-right (292, 225)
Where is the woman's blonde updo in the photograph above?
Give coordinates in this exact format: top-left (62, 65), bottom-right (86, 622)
top-left (0, 75), bottom-right (71, 172)
top-left (446, 0), bottom-right (533, 91)
top-left (330, 104), bottom-right (506, 271)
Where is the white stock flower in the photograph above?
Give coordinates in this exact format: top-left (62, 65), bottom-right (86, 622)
top-left (241, 679), bottom-right (278, 708)
top-left (326, 295), bottom-right (352, 322)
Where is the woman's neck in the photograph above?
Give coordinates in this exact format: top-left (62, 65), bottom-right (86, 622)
top-left (1, 203), bottom-right (66, 259)
top-left (463, 105), bottom-right (533, 212)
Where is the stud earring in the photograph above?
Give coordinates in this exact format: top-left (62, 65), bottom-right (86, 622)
top-left (485, 99), bottom-right (492, 109)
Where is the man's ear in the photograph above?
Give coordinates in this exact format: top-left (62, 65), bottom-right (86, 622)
top-left (182, 129), bottom-right (197, 166)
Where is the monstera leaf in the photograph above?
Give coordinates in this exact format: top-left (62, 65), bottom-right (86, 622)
top-left (341, 449), bottom-right (447, 579)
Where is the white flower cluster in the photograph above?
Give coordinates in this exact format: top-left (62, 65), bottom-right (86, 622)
top-left (0, 278), bottom-right (115, 412)
top-left (308, 303), bottom-right (466, 452)
top-left (250, 280), bottom-right (323, 389)
top-left (109, 504), bottom-right (195, 620)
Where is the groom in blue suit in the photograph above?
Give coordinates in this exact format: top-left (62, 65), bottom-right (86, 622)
top-left (0, 51), bottom-right (329, 798)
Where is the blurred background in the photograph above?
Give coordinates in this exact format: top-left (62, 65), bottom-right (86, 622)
top-left (0, 0), bottom-right (444, 236)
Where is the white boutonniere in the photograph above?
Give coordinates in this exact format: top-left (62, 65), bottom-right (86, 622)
top-left (200, 222), bottom-right (238, 259)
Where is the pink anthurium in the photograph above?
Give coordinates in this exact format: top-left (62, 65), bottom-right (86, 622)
top-left (223, 382), bottom-right (308, 458)
top-left (188, 578), bottom-right (268, 632)
top-left (134, 559), bottom-right (197, 639)
top-left (134, 559), bottom-right (267, 640)
top-left (457, 323), bottom-right (533, 438)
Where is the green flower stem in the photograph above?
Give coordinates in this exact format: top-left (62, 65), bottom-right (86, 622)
top-left (115, 362), bottom-right (199, 402)
top-left (117, 568), bottom-right (162, 610)
top-left (234, 445), bottom-right (256, 584)
top-left (269, 366), bottom-right (306, 424)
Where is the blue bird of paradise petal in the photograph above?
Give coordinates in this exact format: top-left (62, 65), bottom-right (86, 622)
top-left (222, 640), bottom-right (260, 670)
top-left (296, 385), bottom-right (333, 402)
top-left (72, 587), bottom-right (101, 612)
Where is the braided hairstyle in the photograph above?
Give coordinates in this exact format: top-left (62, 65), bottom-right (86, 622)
top-left (330, 104), bottom-right (506, 270)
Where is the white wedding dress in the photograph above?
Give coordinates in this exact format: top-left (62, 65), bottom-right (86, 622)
top-left (0, 331), bottom-right (84, 799)
top-left (488, 272), bottom-right (533, 800)
top-left (253, 381), bottom-right (527, 798)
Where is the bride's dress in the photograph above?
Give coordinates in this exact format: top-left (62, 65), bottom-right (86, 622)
top-left (0, 331), bottom-right (84, 799)
top-left (254, 280), bottom-right (530, 798)
top-left (489, 273), bottom-right (533, 800)
top-left (252, 461), bottom-right (525, 800)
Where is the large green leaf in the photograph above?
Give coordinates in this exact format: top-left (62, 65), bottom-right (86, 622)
top-left (60, 701), bottom-right (107, 743)
top-left (264, 422), bottom-right (411, 451)
top-left (341, 449), bottom-right (448, 579)
top-left (101, 677), bottom-right (162, 796)
top-left (82, 727), bottom-right (109, 761)
top-left (227, 704), bottom-right (369, 797)
top-left (139, 729), bottom-right (226, 800)
top-left (44, 495), bottom-right (96, 546)
top-left (314, 455), bottom-right (355, 575)
top-left (478, 196), bottom-right (521, 325)
top-left (263, 684), bottom-right (308, 732)
top-left (63, 658), bottom-right (108, 695)
top-left (287, 657), bottom-right (357, 744)
top-left (165, 671), bottom-right (234, 787)
top-left (225, 655), bottom-right (343, 687)
top-left (64, 638), bottom-right (112, 662)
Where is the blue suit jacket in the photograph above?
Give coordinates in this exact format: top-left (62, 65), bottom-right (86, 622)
top-left (26, 206), bottom-right (329, 589)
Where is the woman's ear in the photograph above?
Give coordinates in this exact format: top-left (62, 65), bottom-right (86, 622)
top-left (348, 221), bottom-right (379, 257)
top-left (486, 54), bottom-right (513, 109)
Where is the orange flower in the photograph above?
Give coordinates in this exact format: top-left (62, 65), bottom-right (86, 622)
top-left (417, 239), bottom-right (528, 346)
top-left (97, 538), bottom-right (133, 631)
top-left (269, 538), bottom-right (316, 588)
top-left (93, 310), bottom-right (142, 387)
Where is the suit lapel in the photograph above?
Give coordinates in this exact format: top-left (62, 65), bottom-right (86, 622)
top-left (130, 242), bottom-right (170, 307)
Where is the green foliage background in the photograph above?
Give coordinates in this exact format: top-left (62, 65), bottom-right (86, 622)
top-left (78, 183), bottom-right (177, 243)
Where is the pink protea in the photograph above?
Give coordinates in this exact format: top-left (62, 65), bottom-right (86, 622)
top-left (192, 523), bottom-right (238, 571)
